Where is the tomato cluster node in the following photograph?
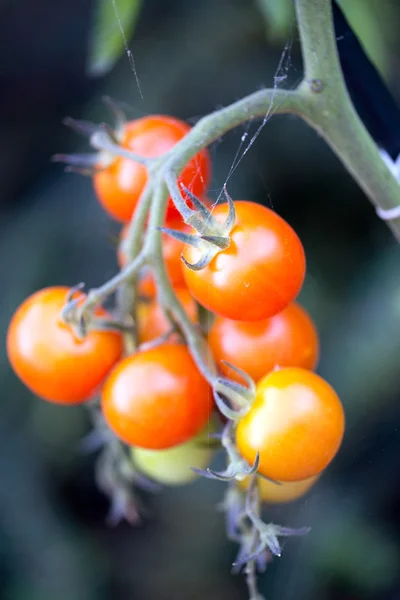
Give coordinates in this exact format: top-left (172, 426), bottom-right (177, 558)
top-left (52, 98), bottom-right (150, 177)
top-left (162, 186), bottom-right (235, 271)
top-left (213, 361), bottom-right (256, 420)
top-left (221, 476), bottom-right (310, 577)
top-left (192, 421), bottom-right (259, 482)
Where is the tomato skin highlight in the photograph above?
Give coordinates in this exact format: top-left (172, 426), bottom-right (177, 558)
top-left (236, 367), bottom-right (345, 482)
top-left (101, 343), bottom-right (213, 449)
top-left (238, 473), bottom-right (320, 504)
top-left (93, 115), bottom-right (211, 223)
top-left (138, 288), bottom-right (198, 343)
top-left (208, 302), bottom-right (319, 383)
top-left (6, 287), bottom-right (123, 405)
top-left (183, 201), bottom-right (306, 321)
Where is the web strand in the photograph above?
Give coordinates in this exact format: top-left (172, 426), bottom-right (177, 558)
top-left (111, 0), bottom-right (143, 99)
top-left (219, 36), bottom-right (295, 196)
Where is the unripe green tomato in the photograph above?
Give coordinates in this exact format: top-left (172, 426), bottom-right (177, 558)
top-left (130, 424), bottom-right (217, 486)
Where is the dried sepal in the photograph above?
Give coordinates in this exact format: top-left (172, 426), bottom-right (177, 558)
top-left (192, 421), bottom-right (259, 482)
top-left (162, 185), bottom-right (237, 270)
top-left (79, 426), bottom-right (113, 454)
top-left (95, 445), bottom-right (141, 526)
top-left (213, 364), bottom-right (255, 420)
top-left (102, 95), bottom-right (126, 132)
top-left (157, 227), bottom-right (204, 248)
top-left (221, 184), bottom-right (236, 231)
top-left (217, 483), bottom-right (246, 542)
top-left (238, 478), bottom-right (311, 562)
top-left (192, 452), bottom-right (259, 481)
top-left (235, 521), bottom-right (311, 565)
top-left (232, 527), bottom-right (269, 575)
top-left (180, 248), bottom-right (219, 271)
top-left (220, 361), bottom-right (256, 395)
top-left (62, 116), bottom-right (99, 137)
top-left (54, 111), bottom-right (149, 174)
top-left (199, 234), bottom-right (230, 249)
top-left (180, 184), bottom-right (220, 230)
top-left (213, 390), bottom-right (249, 421)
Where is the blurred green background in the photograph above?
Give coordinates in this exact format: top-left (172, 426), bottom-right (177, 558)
top-left (1, 1), bottom-right (400, 599)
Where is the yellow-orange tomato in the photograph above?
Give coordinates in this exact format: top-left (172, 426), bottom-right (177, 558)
top-left (93, 115), bottom-right (211, 223)
top-left (236, 367), bottom-right (345, 482)
top-left (238, 474), bottom-right (320, 504)
top-left (208, 303), bottom-right (319, 383)
top-left (101, 343), bottom-right (212, 449)
top-left (138, 288), bottom-right (198, 343)
top-left (183, 201), bottom-right (306, 321)
top-left (118, 221), bottom-right (188, 297)
top-left (6, 287), bottom-right (123, 404)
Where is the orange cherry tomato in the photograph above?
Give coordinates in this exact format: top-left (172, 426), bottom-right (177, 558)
top-left (7, 287), bottom-right (123, 404)
top-left (208, 302), bottom-right (319, 383)
top-left (183, 201), bottom-right (306, 321)
top-left (118, 221), bottom-right (188, 297)
top-left (236, 367), bottom-right (345, 482)
top-left (93, 115), bottom-right (211, 223)
top-left (101, 343), bottom-right (213, 449)
top-left (238, 473), bottom-right (320, 504)
top-left (138, 288), bottom-right (198, 343)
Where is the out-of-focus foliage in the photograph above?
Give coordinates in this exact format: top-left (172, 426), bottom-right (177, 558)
top-left (1, 0), bottom-right (400, 599)
top-left (338, 0), bottom-right (398, 79)
top-left (87, 0), bottom-right (141, 76)
top-left (255, 0), bottom-right (294, 42)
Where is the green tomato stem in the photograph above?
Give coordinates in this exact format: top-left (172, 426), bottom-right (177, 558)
top-left (79, 0), bottom-right (400, 400)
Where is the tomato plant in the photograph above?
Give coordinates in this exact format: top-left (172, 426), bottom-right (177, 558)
top-left (138, 288), bottom-right (198, 343)
top-left (118, 220), bottom-right (188, 296)
top-left (6, 287), bottom-right (123, 404)
top-left (238, 473), bottom-right (320, 504)
top-left (130, 423), bottom-right (216, 485)
top-left (101, 343), bottom-right (212, 448)
top-left (236, 367), bottom-right (345, 482)
top-left (93, 115), bottom-right (211, 222)
top-left (183, 201), bottom-right (306, 321)
top-left (208, 302), bottom-right (319, 383)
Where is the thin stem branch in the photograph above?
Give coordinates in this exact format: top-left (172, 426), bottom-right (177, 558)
top-left (162, 89), bottom-right (305, 179)
top-left (295, 0), bottom-right (400, 239)
top-left (116, 183), bottom-right (154, 353)
top-left (72, 0), bottom-right (400, 394)
top-left (85, 251), bottom-right (146, 312)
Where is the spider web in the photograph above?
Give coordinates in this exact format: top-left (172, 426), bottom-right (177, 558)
top-left (111, 0), bottom-right (297, 210)
top-left (111, 0), bottom-right (143, 99)
top-left (218, 36), bottom-right (296, 202)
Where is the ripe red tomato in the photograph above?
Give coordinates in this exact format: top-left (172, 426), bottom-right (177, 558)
top-left (118, 220), bottom-right (188, 296)
top-left (183, 201), bottom-right (306, 321)
top-left (101, 343), bottom-right (212, 449)
top-left (236, 367), bottom-right (345, 481)
top-left (208, 302), bottom-right (319, 383)
top-left (93, 115), bottom-right (211, 222)
top-left (6, 287), bottom-right (123, 404)
top-left (138, 288), bottom-right (198, 343)
top-left (238, 473), bottom-right (320, 504)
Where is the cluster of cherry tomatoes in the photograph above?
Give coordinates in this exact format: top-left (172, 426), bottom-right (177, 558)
top-left (6, 113), bottom-right (345, 505)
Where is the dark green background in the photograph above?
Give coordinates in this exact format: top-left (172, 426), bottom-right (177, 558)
top-left (1, 1), bottom-right (400, 599)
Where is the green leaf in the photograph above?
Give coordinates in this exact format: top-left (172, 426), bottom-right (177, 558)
top-left (337, 0), bottom-right (397, 80)
top-left (255, 0), bottom-right (294, 43)
top-left (87, 0), bottom-right (141, 77)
